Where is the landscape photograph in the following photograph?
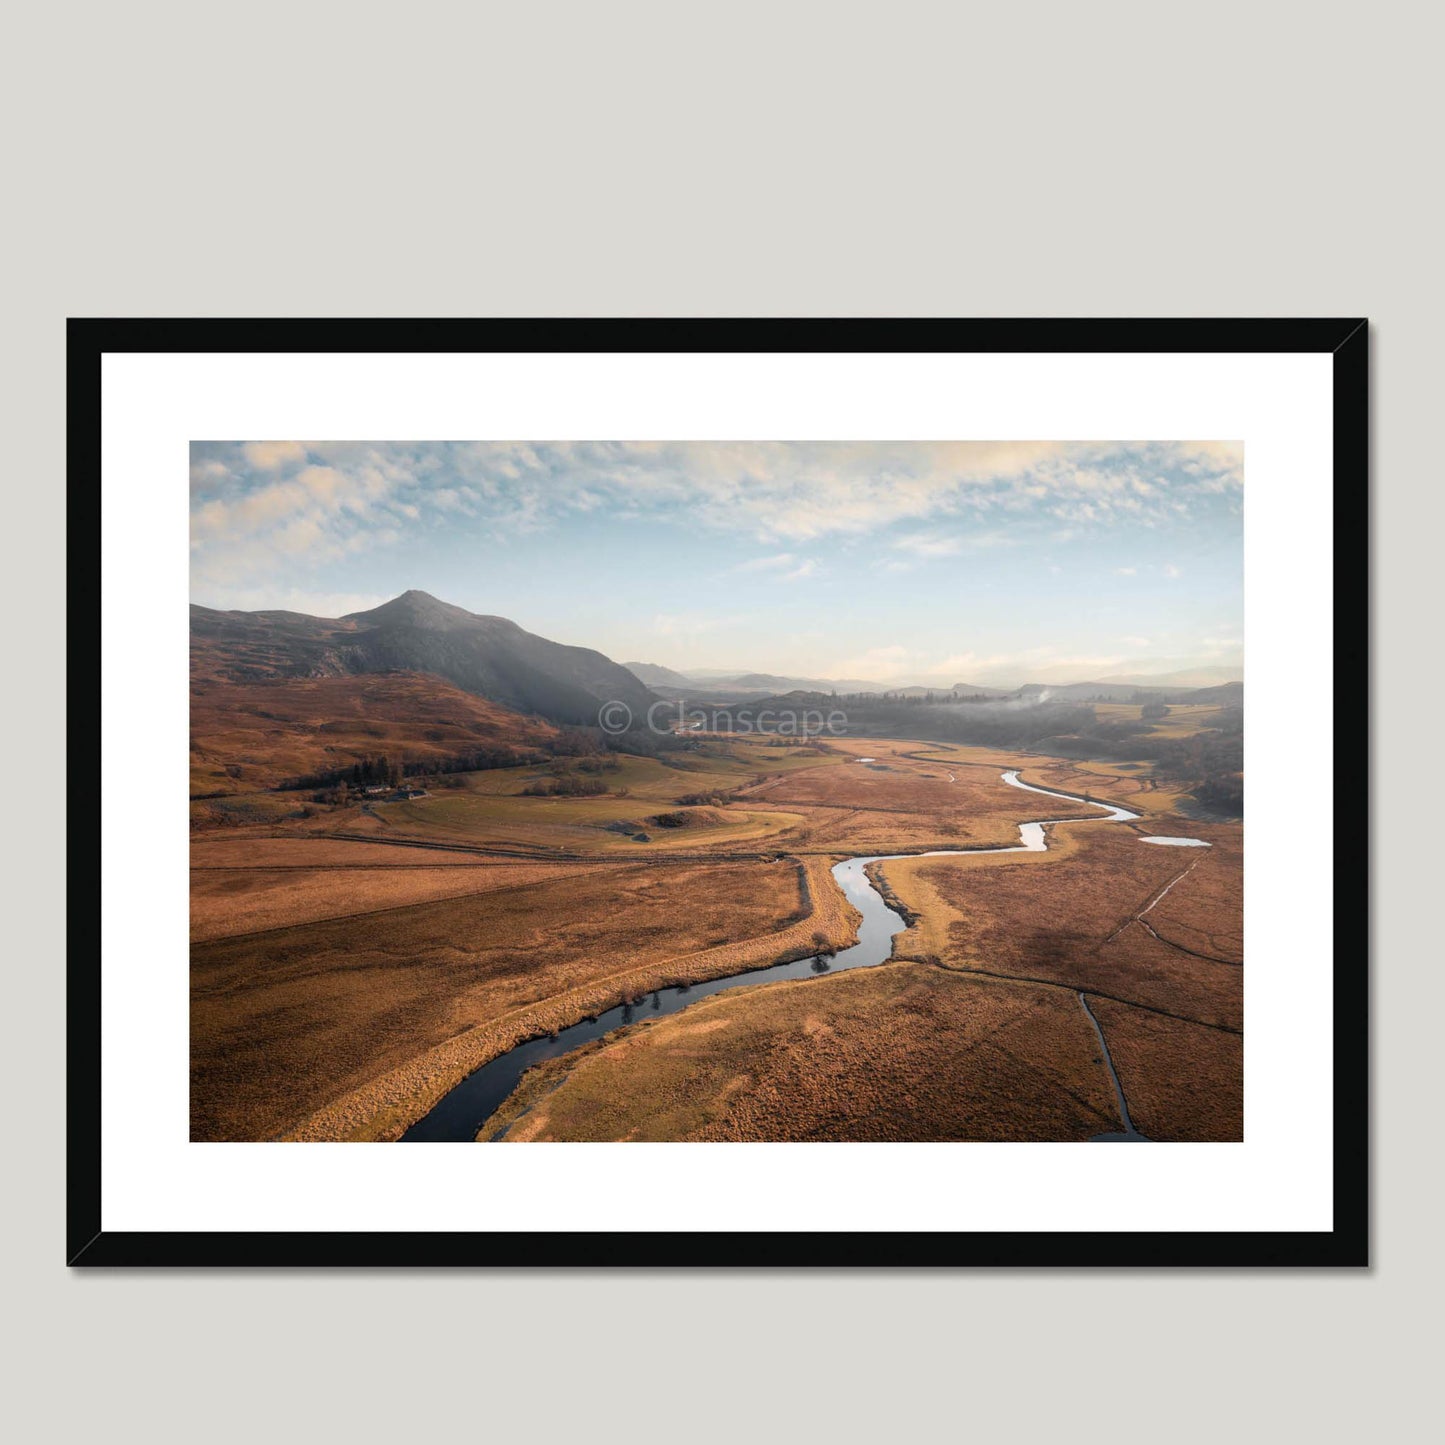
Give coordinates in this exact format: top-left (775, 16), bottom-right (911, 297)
top-left (189, 439), bottom-right (1244, 1144)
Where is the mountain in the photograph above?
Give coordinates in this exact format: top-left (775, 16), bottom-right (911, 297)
top-left (624, 661), bottom-right (696, 688)
top-left (1015, 678), bottom-right (1244, 703)
top-left (191, 673), bottom-right (558, 795)
top-left (874, 684), bottom-right (1006, 699)
top-left (668, 671), bottom-right (901, 695)
top-left (191, 590), bottom-right (656, 726)
top-left (1017, 680), bottom-right (1165, 702)
top-left (1165, 680), bottom-right (1244, 705)
top-left (1094, 666), bottom-right (1244, 688)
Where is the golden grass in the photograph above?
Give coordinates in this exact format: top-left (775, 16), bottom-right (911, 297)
top-left (879, 817), bottom-right (1243, 1031)
top-left (1086, 995), bottom-right (1243, 1140)
top-left (1139, 826), bottom-right (1244, 962)
top-left (187, 721), bottom-right (1243, 1144)
top-left (192, 853), bottom-right (861, 1141)
top-left (483, 964), bottom-right (1121, 1142)
top-left (189, 836), bottom-right (505, 868)
top-left (284, 853), bottom-right (860, 1141)
top-left (1013, 756), bottom-right (1190, 815)
top-left (190, 852), bottom-right (596, 942)
top-left (739, 746), bottom-right (1095, 853)
top-left (363, 736), bottom-right (1080, 860)
top-left (377, 790), bottom-right (805, 855)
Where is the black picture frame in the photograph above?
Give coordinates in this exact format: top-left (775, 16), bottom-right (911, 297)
top-left (68, 317), bottom-right (1368, 1268)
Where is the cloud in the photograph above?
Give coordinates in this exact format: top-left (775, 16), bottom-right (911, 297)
top-left (731, 552), bottom-right (819, 582)
top-left (1114, 566), bottom-right (1138, 576)
top-left (189, 445), bottom-right (414, 600)
top-left (892, 533), bottom-right (966, 559)
top-left (190, 458), bottom-right (229, 492)
top-left (192, 587), bottom-right (391, 618)
top-left (242, 440), bottom-right (309, 470)
top-left (1163, 562), bottom-right (1183, 578)
top-left (197, 440), bottom-right (1245, 547)
top-left (190, 438), bottom-right (1242, 606)
top-left (878, 528), bottom-right (1014, 573)
top-left (735, 552), bottom-right (798, 572)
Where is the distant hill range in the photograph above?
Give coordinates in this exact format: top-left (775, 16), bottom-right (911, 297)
top-left (192, 590), bottom-right (657, 726)
top-left (1093, 666), bottom-right (1243, 688)
top-left (1016, 678), bottom-right (1244, 704)
top-left (623, 664), bottom-right (982, 697)
top-left (624, 659), bottom-right (1238, 701)
top-left (622, 661), bottom-right (696, 688)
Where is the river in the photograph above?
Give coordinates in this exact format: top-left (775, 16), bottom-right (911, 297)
top-left (401, 770), bottom-right (1141, 1142)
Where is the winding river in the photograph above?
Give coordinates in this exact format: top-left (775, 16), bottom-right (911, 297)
top-left (401, 770), bottom-right (1142, 1142)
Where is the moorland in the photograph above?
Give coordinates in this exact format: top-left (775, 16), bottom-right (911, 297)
top-left (190, 591), bottom-right (1243, 1143)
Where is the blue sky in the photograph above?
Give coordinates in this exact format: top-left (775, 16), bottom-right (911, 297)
top-left (190, 440), bottom-right (1242, 686)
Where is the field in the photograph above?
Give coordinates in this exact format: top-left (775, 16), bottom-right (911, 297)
top-left (376, 786), bottom-right (806, 855)
top-left (865, 815), bottom-right (1240, 1138)
top-left (191, 854), bottom-right (858, 1141)
top-left (190, 711), bottom-right (1243, 1142)
top-left (1083, 997), bottom-right (1243, 1141)
top-left (879, 817), bottom-right (1242, 1030)
top-left (463, 742), bottom-right (1243, 1143)
top-left (740, 740), bottom-right (1091, 852)
top-left (1092, 701), bottom-right (1232, 737)
top-left (190, 836), bottom-right (598, 941)
top-left (483, 964), bottom-right (1121, 1142)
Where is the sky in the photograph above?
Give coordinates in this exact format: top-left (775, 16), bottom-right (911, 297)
top-left (190, 440), bottom-right (1243, 688)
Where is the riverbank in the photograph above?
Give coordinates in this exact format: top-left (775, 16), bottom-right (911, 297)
top-left (283, 852), bottom-right (862, 1141)
top-left (410, 769), bottom-right (1148, 1142)
top-left (482, 964), bottom-right (1124, 1142)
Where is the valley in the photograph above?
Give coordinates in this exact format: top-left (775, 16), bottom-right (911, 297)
top-left (189, 592), bottom-right (1244, 1145)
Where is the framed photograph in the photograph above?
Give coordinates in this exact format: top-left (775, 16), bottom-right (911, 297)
top-left (70, 318), bottom-right (1366, 1267)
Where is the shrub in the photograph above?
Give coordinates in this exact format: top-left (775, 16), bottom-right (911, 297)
top-left (521, 774), bottom-right (610, 797)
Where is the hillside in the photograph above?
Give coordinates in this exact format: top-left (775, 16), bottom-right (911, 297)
top-left (190, 671), bottom-right (559, 795)
top-left (192, 589), bottom-right (656, 725)
top-left (643, 669), bottom-right (903, 696)
top-left (1095, 666), bottom-right (1244, 688)
top-left (624, 661), bottom-right (695, 687)
top-left (711, 671), bottom-right (893, 694)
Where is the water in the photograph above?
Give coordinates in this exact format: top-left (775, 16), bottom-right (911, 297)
top-left (1139, 836), bottom-right (1211, 847)
top-left (401, 769), bottom-right (1139, 1142)
top-left (1078, 992), bottom-right (1148, 1141)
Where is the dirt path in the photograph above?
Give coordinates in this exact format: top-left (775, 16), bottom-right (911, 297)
top-left (1105, 859), bottom-right (1202, 942)
top-left (1104, 856), bottom-right (1238, 965)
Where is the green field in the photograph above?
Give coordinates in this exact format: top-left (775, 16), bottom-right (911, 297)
top-left (1092, 702), bottom-right (1230, 737)
top-left (364, 741), bottom-right (835, 853)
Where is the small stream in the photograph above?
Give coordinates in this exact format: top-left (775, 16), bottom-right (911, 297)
top-left (401, 770), bottom-right (1141, 1142)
